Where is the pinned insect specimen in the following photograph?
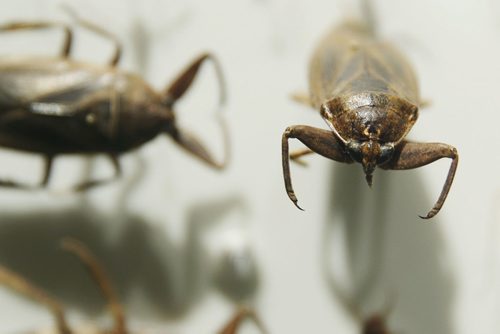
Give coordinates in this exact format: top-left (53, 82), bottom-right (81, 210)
top-left (282, 17), bottom-right (458, 219)
top-left (0, 12), bottom-right (228, 191)
top-left (0, 238), bottom-right (266, 334)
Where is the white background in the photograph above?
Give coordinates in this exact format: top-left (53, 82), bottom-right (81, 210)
top-left (0, 0), bottom-right (499, 333)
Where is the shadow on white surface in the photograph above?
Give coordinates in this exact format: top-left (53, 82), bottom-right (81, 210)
top-left (0, 193), bottom-right (258, 322)
top-left (322, 163), bottom-right (455, 333)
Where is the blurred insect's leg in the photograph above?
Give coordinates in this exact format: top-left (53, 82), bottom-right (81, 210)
top-left (170, 126), bottom-right (228, 170)
top-left (40, 155), bottom-right (54, 187)
top-left (0, 166), bottom-right (44, 190)
top-left (166, 53), bottom-right (229, 169)
top-left (164, 53), bottom-right (226, 106)
top-left (0, 265), bottom-right (71, 334)
top-left (290, 91), bottom-right (313, 107)
top-left (72, 155), bottom-right (121, 192)
top-left (218, 307), bottom-right (268, 334)
top-left (62, 6), bottom-right (122, 66)
top-left (0, 179), bottom-right (36, 190)
top-left (0, 21), bottom-right (73, 57)
top-left (61, 238), bottom-right (126, 334)
top-left (290, 148), bottom-right (315, 166)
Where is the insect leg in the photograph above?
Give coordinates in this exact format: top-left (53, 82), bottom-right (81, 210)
top-left (380, 141), bottom-right (458, 219)
top-left (282, 125), bottom-right (352, 210)
top-left (0, 21), bottom-right (73, 57)
top-left (0, 265), bottom-right (71, 334)
top-left (419, 99), bottom-right (432, 109)
top-left (290, 91), bottom-right (313, 107)
top-left (290, 148), bottom-right (315, 166)
top-left (164, 53), bottom-right (226, 107)
top-left (0, 166), bottom-right (43, 190)
top-left (72, 154), bottom-right (122, 192)
top-left (218, 307), bottom-right (268, 334)
top-left (165, 53), bottom-right (228, 169)
top-left (62, 6), bottom-right (122, 66)
top-left (170, 123), bottom-right (229, 169)
top-left (61, 238), bottom-right (126, 334)
top-left (0, 179), bottom-right (35, 190)
top-left (40, 155), bottom-right (54, 187)
top-left (0, 122), bottom-right (54, 189)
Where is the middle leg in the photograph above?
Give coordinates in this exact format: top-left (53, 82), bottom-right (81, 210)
top-left (72, 154), bottom-right (122, 192)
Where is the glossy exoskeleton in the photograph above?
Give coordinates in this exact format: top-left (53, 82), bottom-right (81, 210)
top-left (0, 16), bottom-right (228, 191)
top-left (282, 21), bottom-right (458, 219)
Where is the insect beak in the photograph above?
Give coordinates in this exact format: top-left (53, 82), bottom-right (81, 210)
top-left (362, 159), bottom-right (376, 187)
top-left (360, 140), bottom-right (380, 187)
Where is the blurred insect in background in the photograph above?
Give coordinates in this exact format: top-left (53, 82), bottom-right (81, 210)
top-left (332, 279), bottom-right (396, 334)
top-left (282, 0), bottom-right (458, 219)
top-left (0, 9), bottom-right (228, 192)
top-left (360, 309), bottom-right (393, 334)
top-left (0, 238), bottom-right (266, 334)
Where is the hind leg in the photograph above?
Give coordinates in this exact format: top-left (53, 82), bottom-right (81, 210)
top-left (0, 21), bottom-right (73, 57)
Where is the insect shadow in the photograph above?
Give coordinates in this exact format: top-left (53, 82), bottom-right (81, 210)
top-left (185, 196), bottom-right (260, 305)
top-left (0, 237), bottom-right (266, 334)
top-left (0, 192), bottom-right (254, 321)
top-left (321, 164), bottom-right (455, 333)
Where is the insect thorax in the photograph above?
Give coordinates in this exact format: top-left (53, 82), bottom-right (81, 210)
top-left (323, 92), bottom-right (418, 144)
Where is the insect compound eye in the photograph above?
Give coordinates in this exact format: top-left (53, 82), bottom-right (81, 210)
top-left (346, 140), bottom-right (363, 163)
top-left (377, 143), bottom-right (395, 165)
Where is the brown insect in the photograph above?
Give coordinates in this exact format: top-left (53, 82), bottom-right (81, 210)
top-left (333, 285), bottom-right (395, 334)
top-left (0, 11), bottom-right (228, 191)
top-left (0, 238), bottom-right (267, 334)
top-left (360, 307), bottom-right (393, 334)
top-left (282, 20), bottom-right (458, 219)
